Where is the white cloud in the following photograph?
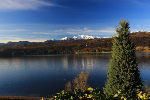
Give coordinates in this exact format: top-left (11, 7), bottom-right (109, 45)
top-left (0, 35), bottom-right (47, 43)
top-left (0, 0), bottom-right (58, 11)
top-left (131, 0), bottom-right (150, 5)
top-left (32, 32), bottom-right (63, 35)
top-left (0, 29), bottom-right (27, 31)
top-left (84, 27), bottom-right (88, 30)
top-left (54, 28), bottom-right (83, 32)
top-left (33, 32), bottom-right (48, 34)
top-left (31, 27), bottom-right (115, 41)
top-left (136, 25), bottom-right (140, 28)
top-left (54, 27), bottom-right (116, 35)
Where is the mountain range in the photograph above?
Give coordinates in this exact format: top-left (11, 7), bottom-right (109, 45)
top-left (60, 35), bottom-right (110, 40)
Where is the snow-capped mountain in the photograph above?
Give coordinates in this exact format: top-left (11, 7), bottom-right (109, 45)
top-left (60, 37), bottom-right (68, 40)
top-left (77, 35), bottom-right (95, 39)
top-left (136, 30), bottom-right (147, 32)
top-left (60, 35), bottom-right (107, 40)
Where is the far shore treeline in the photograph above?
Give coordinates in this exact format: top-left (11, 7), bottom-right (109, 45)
top-left (0, 31), bottom-right (150, 57)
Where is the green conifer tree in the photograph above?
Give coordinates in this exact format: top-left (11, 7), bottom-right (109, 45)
top-left (103, 19), bottom-right (144, 99)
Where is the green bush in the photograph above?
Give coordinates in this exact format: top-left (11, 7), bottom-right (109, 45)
top-left (42, 87), bottom-right (150, 100)
top-left (49, 87), bottom-right (105, 100)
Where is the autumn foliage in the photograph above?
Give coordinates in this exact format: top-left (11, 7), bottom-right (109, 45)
top-left (65, 71), bottom-right (90, 92)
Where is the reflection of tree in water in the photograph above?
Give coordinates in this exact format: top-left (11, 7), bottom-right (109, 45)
top-left (65, 71), bottom-right (90, 91)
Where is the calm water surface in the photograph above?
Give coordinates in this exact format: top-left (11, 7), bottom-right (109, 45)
top-left (0, 52), bottom-right (150, 98)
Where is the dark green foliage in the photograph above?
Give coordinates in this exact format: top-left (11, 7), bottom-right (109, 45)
top-left (103, 19), bottom-right (144, 99)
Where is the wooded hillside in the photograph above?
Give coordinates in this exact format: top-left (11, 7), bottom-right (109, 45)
top-left (0, 32), bottom-right (150, 56)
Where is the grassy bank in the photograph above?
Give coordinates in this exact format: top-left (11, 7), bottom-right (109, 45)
top-left (75, 51), bottom-right (150, 54)
top-left (74, 51), bottom-right (112, 54)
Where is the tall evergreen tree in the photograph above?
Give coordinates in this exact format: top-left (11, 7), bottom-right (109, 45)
top-left (103, 19), bottom-right (144, 99)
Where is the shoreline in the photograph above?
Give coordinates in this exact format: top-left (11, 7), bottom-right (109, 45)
top-left (0, 51), bottom-right (150, 57)
top-left (0, 96), bottom-right (50, 100)
top-left (16, 51), bottom-right (150, 56)
top-left (74, 51), bottom-right (150, 54)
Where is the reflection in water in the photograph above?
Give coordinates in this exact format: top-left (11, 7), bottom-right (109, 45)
top-left (62, 56), bottom-right (68, 70)
top-left (87, 57), bottom-right (94, 69)
top-left (82, 57), bottom-right (85, 69)
top-left (0, 53), bottom-right (149, 98)
top-left (73, 55), bottom-right (78, 69)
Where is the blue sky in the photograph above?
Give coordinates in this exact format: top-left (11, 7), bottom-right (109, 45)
top-left (0, 0), bottom-right (150, 43)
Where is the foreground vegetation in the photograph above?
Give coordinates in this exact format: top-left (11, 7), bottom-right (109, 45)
top-left (41, 72), bottom-right (150, 100)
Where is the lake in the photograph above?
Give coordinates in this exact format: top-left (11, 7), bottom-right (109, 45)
top-left (0, 52), bottom-right (150, 98)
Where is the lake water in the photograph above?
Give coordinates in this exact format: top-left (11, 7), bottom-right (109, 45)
top-left (0, 52), bottom-right (150, 98)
